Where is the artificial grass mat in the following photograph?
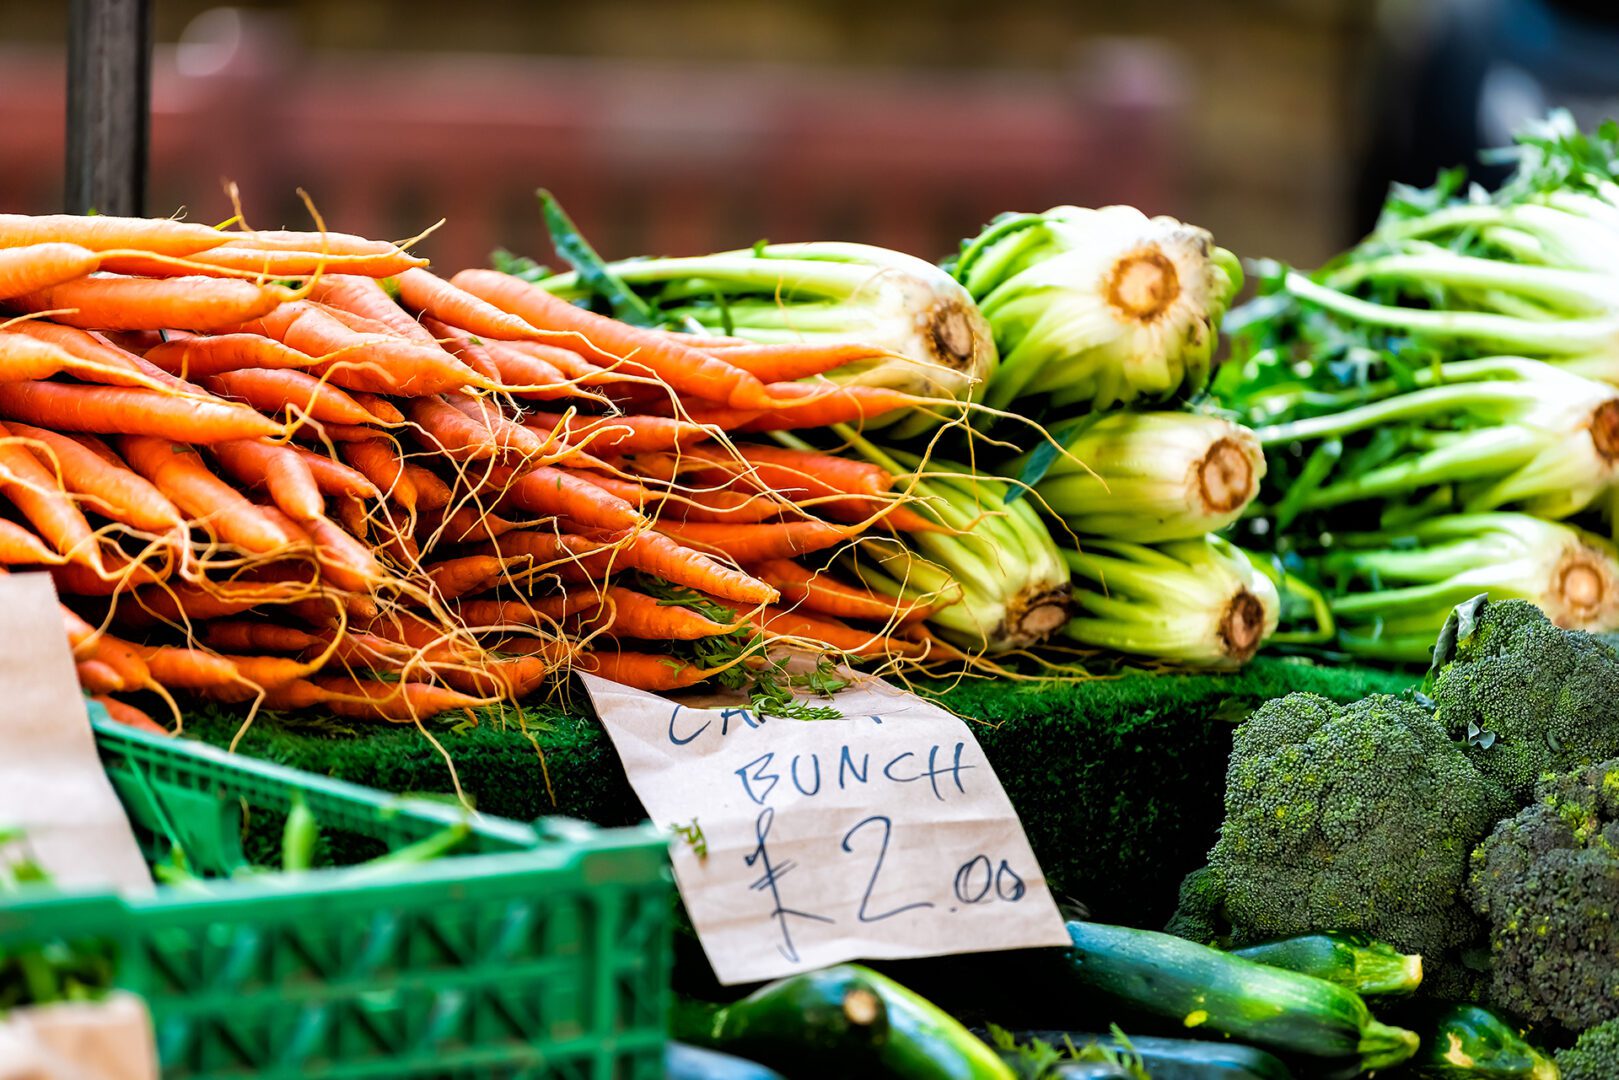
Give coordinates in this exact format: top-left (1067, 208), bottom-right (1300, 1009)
top-left (180, 657), bottom-right (1409, 930)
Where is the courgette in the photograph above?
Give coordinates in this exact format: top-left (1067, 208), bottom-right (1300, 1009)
top-left (1047, 1064), bottom-right (1139, 1079)
top-left (1232, 933), bottom-right (1422, 997)
top-left (1406, 1005), bottom-right (1558, 1079)
top-left (989, 1031), bottom-right (1293, 1080)
top-left (674, 963), bottom-right (1015, 1079)
top-left (1059, 922), bottom-right (1418, 1073)
top-left (666, 1041), bottom-right (787, 1080)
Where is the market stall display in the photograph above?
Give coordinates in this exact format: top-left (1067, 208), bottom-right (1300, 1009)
top-left (9, 102), bottom-right (1619, 1080)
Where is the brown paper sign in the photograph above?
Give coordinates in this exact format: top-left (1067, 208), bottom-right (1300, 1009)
top-left (581, 670), bottom-right (1069, 985)
top-left (0, 573), bottom-right (151, 893)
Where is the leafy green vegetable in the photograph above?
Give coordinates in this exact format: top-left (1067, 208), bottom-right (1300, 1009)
top-left (631, 572), bottom-right (848, 719)
top-left (950, 205), bottom-right (1240, 413)
top-left (984, 1023), bottom-right (1151, 1080)
top-left (537, 189), bottom-right (661, 327)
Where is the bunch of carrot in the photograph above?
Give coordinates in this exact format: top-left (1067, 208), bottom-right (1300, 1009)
top-left (0, 211), bottom-right (947, 732)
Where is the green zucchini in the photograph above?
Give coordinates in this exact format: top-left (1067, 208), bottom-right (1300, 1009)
top-left (1232, 933), bottom-right (1423, 997)
top-left (674, 963), bottom-right (1015, 1079)
top-left (1047, 1064), bottom-right (1138, 1079)
top-left (990, 1031), bottom-right (1293, 1080)
top-left (1059, 922), bottom-right (1418, 1073)
top-left (1406, 1005), bottom-right (1558, 1079)
top-left (666, 1041), bottom-right (787, 1080)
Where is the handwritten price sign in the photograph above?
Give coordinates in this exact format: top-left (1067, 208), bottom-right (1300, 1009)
top-left (581, 671), bottom-right (1068, 985)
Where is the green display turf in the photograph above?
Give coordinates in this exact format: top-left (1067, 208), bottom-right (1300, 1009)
top-left (180, 657), bottom-right (1410, 930)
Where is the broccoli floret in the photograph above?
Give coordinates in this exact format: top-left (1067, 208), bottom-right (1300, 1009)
top-left (1209, 691), bottom-right (1497, 960)
top-left (1558, 1017), bottom-right (1619, 1080)
top-left (1164, 865), bottom-right (1229, 946)
top-left (1469, 758), bottom-right (1619, 1032)
top-left (1434, 599), bottom-right (1619, 809)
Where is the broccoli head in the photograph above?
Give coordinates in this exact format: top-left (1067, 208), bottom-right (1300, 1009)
top-left (1469, 758), bottom-right (1619, 1032)
top-left (1434, 598), bottom-right (1619, 809)
top-left (1164, 865), bottom-right (1230, 946)
top-left (1209, 691), bottom-right (1497, 960)
top-left (1558, 1018), bottom-right (1619, 1080)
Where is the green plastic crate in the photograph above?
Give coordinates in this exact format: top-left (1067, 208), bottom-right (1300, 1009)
top-left (0, 718), bottom-right (674, 1080)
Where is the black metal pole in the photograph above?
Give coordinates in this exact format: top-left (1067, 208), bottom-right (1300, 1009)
top-left (66, 0), bottom-right (152, 216)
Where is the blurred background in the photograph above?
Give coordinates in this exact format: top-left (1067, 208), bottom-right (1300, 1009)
top-left (1, 0), bottom-right (1617, 272)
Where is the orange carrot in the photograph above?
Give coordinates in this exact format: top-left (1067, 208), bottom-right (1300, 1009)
top-left (60, 604), bottom-right (97, 657)
top-left (453, 268), bottom-right (777, 408)
top-left (417, 505), bottom-right (519, 545)
top-left (350, 392), bottom-right (404, 425)
top-left (0, 381), bottom-right (285, 442)
top-left (314, 302), bottom-right (407, 338)
top-left (425, 554), bottom-right (512, 600)
top-left (121, 435), bottom-right (296, 554)
top-left (484, 340), bottom-right (611, 399)
top-left (435, 654), bottom-right (554, 699)
top-left (0, 330), bottom-right (120, 384)
top-left (495, 464), bottom-right (645, 531)
top-left (77, 658), bottom-right (125, 692)
top-left (142, 333), bottom-right (319, 378)
top-left (288, 446), bottom-right (378, 499)
top-left (10, 274), bottom-right (299, 331)
top-left (204, 368), bottom-right (379, 425)
top-left (690, 443), bottom-right (892, 498)
top-left (341, 440), bottom-right (415, 510)
top-left (91, 695), bottom-right (167, 735)
top-left (576, 586), bottom-right (737, 640)
top-left (99, 245), bottom-right (426, 279)
top-left (576, 650), bottom-right (710, 691)
top-left (303, 677), bottom-right (488, 721)
top-left (446, 393), bottom-right (552, 458)
top-left (131, 643), bottom-right (240, 689)
top-left (50, 555), bottom-right (161, 596)
top-left (238, 302), bottom-right (485, 396)
top-left (85, 634), bottom-right (153, 687)
top-left (257, 506), bottom-right (384, 593)
top-left (120, 575), bottom-right (307, 624)
top-left (568, 471), bottom-right (785, 524)
top-left (213, 653), bottom-right (310, 689)
top-left (735, 383), bottom-right (925, 431)
top-left (0, 214), bottom-right (230, 256)
top-left (394, 466), bottom-right (447, 515)
top-left (309, 275), bottom-right (442, 347)
top-left (0, 243), bottom-right (100, 301)
top-left (0, 420), bottom-right (104, 567)
top-left (0, 517), bottom-right (65, 563)
top-left (524, 411), bottom-right (710, 454)
top-left (203, 621), bottom-right (322, 653)
top-left (211, 439), bottom-right (326, 522)
top-left (228, 229), bottom-right (408, 257)
top-left (363, 610), bottom-right (479, 662)
top-left (752, 606), bottom-right (927, 659)
top-left (8, 422), bottom-right (182, 534)
top-left (1, 322), bottom-right (191, 391)
top-left (419, 315), bottom-right (501, 382)
top-left (401, 268), bottom-right (621, 366)
top-left (748, 558), bottom-right (929, 624)
top-left (335, 493), bottom-right (368, 537)
top-left (556, 531), bottom-right (777, 608)
top-left (458, 595), bottom-right (600, 629)
top-left (703, 341), bottom-right (889, 381)
top-left (409, 396), bottom-right (502, 460)
top-left (651, 520), bottom-right (854, 563)
top-left (659, 486), bottom-right (792, 524)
